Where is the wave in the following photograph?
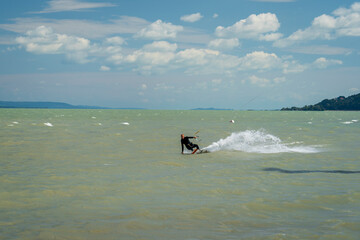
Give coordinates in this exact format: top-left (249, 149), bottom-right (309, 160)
top-left (203, 130), bottom-right (320, 154)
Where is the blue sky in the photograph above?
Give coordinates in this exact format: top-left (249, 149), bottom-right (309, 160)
top-left (0, 0), bottom-right (359, 109)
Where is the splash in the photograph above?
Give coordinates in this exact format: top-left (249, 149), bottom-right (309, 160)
top-left (203, 130), bottom-right (320, 154)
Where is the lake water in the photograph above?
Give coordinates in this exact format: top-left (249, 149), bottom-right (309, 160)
top-left (1, 109), bottom-right (359, 239)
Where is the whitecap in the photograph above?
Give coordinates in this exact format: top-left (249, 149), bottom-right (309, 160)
top-left (122, 122), bottom-right (130, 125)
top-left (342, 121), bottom-right (353, 124)
top-left (351, 120), bottom-right (358, 122)
top-left (12, 122), bottom-right (19, 124)
top-left (44, 122), bottom-right (53, 127)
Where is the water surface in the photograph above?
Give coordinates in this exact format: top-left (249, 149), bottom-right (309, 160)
top-left (1, 109), bottom-right (359, 239)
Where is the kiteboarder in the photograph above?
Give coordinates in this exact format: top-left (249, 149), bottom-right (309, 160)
top-left (181, 134), bottom-right (200, 154)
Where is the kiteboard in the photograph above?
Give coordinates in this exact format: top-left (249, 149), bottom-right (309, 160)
top-left (183, 149), bottom-right (209, 155)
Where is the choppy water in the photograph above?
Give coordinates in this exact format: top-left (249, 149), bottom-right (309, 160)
top-left (1, 109), bottom-right (359, 239)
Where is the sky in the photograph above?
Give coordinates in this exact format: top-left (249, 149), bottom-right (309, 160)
top-left (0, 0), bottom-right (359, 109)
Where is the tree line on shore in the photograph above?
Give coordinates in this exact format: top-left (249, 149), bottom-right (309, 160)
top-left (281, 93), bottom-right (360, 111)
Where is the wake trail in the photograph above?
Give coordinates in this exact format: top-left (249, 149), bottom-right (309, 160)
top-left (202, 130), bottom-right (321, 154)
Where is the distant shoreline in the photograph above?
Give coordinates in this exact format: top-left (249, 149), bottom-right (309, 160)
top-left (2, 93), bottom-right (360, 111)
top-left (281, 93), bottom-right (360, 111)
top-left (0, 101), bottom-right (144, 110)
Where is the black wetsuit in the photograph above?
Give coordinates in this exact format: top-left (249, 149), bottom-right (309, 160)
top-left (181, 136), bottom-right (200, 153)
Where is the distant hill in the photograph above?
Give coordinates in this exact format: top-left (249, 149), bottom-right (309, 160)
top-left (0, 101), bottom-right (108, 109)
top-left (281, 93), bottom-right (360, 111)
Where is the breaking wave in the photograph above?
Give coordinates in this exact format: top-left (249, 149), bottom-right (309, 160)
top-left (203, 130), bottom-right (321, 154)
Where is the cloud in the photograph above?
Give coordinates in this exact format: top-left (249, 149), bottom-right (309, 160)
top-left (239, 51), bottom-right (282, 71)
top-left (282, 59), bottom-right (307, 74)
top-left (249, 75), bottom-right (286, 87)
top-left (120, 41), bottom-right (178, 74)
top-left (208, 38), bottom-right (240, 50)
top-left (287, 45), bottom-right (352, 55)
top-left (109, 44), bottom-right (336, 76)
top-left (274, 2), bottom-right (360, 47)
top-left (215, 13), bottom-right (280, 40)
top-left (143, 41), bottom-right (178, 52)
top-left (313, 57), bottom-right (342, 69)
top-left (15, 25), bottom-right (343, 77)
top-left (213, 13), bottom-right (219, 19)
top-left (100, 65), bottom-right (110, 71)
top-left (105, 36), bottom-right (125, 45)
top-left (180, 13), bottom-right (203, 23)
top-left (36, 0), bottom-right (116, 13)
top-left (16, 26), bottom-right (93, 63)
top-left (349, 87), bottom-right (359, 93)
top-left (259, 32), bottom-right (283, 41)
top-left (135, 20), bottom-right (184, 40)
top-left (249, 75), bottom-right (270, 87)
top-left (0, 16), bottom-right (150, 39)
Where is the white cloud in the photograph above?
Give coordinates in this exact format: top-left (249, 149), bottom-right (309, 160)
top-left (100, 65), bottom-right (110, 71)
top-left (120, 41), bottom-right (178, 73)
top-left (259, 32), bottom-right (283, 41)
top-left (36, 0), bottom-right (115, 13)
top-left (106, 53), bottom-right (124, 65)
top-left (105, 36), bottom-right (125, 45)
top-left (349, 87), bottom-right (359, 93)
top-left (213, 13), bottom-right (219, 19)
top-left (154, 83), bottom-right (175, 91)
top-left (175, 48), bottom-right (220, 66)
top-left (135, 20), bottom-right (184, 40)
top-left (239, 51), bottom-right (282, 71)
top-left (180, 13), bottom-right (203, 23)
top-left (282, 59), bottom-right (307, 74)
top-left (274, 76), bottom-right (286, 83)
top-left (313, 57), bottom-right (342, 69)
top-left (249, 75), bottom-right (271, 87)
top-left (14, 26), bottom-right (344, 77)
top-left (274, 2), bottom-right (360, 47)
top-left (143, 41), bottom-right (178, 52)
top-left (126, 51), bottom-right (175, 66)
top-left (208, 38), bottom-right (240, 50)
top-left (287, 45), bottom-right (352, 55)
top-left (249, 75), bottom-right (286, 87)
top-left (215, 13), bottom-right (280, 40)
top-left (0, 16), bottom-right (150, 39)
top-left (16, 26), bottom-right (92, 63)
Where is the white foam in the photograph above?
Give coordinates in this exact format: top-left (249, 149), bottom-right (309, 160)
top-left (203, 130), bottom-right (320, 154)
top-left (12, 121), bottom-right (19, 124)
top-left (351, 119), bottom-right (358, 122)
top-left (44, 122), bottom-right (53, 127)
top-left (342, 121), bottom-right (353, 124)
top-left (122, 122), bottom-right (130, 125)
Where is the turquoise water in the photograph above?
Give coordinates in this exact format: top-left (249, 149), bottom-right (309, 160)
top-left (1, 109), bottom-right (359, 239)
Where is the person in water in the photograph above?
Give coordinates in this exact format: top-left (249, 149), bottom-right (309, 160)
top-left (181, 134), bottom-right (200, 154)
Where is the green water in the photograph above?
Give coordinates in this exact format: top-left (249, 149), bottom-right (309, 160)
top-left (1, 109), bottom-right (359, 239)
